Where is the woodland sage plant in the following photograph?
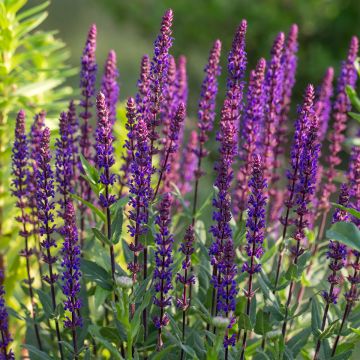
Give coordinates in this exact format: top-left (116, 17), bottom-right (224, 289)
top-left (5, 6), bottom-right (360, 360)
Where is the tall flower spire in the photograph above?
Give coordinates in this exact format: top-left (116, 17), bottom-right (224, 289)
top-left (55, 112), bottom-right (73, 218)
top-left (101, 49), bottom-right (119, 125)
top-left (67, 100), bottom-right (79, 184)
top-left (61, 201), bottom-right (82, 358)
top-left (147, 9), bottom-right (174, 156)
top-left (234, 58), bottom-right (266, 219)
top-left (282, 94), bottom-right (320, 338)
top-left (240, 155), bottom-right (267, 360)
top-left (11, 110), bottom-right (42, 350)
top-left (0, 265), bottom-right (14, 360)
top-left (262, 32), bottom-right (285, 184)
top-left (153, 193), bottom-right (174, 350)
top-left (275, 85), bottom-right (315, 289)
top-left (95, 92), bottom-right (117, 282)
top-left (36, 127), bottom-right (64, 359)
top-left (319, 36), bottom-right (358, 216)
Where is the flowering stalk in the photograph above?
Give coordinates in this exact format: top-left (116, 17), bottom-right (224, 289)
top-left (275, 85), bottom-right (315, 290)
top-left (153, 193), bottom-right (174, 350)
top-left (11, 110), bottom-right (42, 350)
top-left (332, 144), bottom-right (360, 356)
top-left (28, 111), bottom-right (46, 284)
top-left (36, 127), bottom-right (64, 360)
top-left (240, 155), bottom-right (267, 360)
top-left (209, 95), bottom-right (238, 355)
top-left (192, 39), bottom-right (222, 221)
top-left (314, 185), bottom-right (349, 360)
top-left (55, 112), bottom-right (73, 218)
top-left (282, 96), bottom-right (320, 338)
top-left (262, 32), bottom-right (285, 186)
top-left (234, 58), bottom-right (266, 219)
top-left (0, 266), bottom-right (14, 360)
top-left (318, 36), bottom-right (358, 239)
top-left (95, 92), bottom-right (117, 282)
top-left (176, 225), bottom-right (195, 355)
top-left (67, 100), bottom-right (79, 185)
top-left (153, 102), bottom-right (185, 200)
top-left (79, 24), bottom-right (97, 246)
top-left (101, 50), bottom-right (119, 125)
top-left (61, 201), bottom-right (82, 359)
top-left (147, 9), bottom-right (174, 157)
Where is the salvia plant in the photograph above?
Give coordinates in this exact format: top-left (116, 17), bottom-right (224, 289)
top-left (5, 5), bottom-right (360, 360)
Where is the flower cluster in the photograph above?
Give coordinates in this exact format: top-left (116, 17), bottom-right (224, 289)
top-left (95, 92), bottom-right (116, 208)
top-left (61, 201), bottom-right (82, 329)
top-left (234, 58), bottom-right (266, 218)
top-left (101, 50), bottom-right (119, 125)
top-left (242, 155), bottom-right (267, 274)
top-left (55, 112), bottom-right (74, 217)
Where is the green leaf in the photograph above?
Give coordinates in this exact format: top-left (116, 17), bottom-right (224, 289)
top-left (287, 328), bottom-right (311, 358)
top-left (349, 111), bottom-right (360, 124)
top-left (81, 259), bottom-right (113, 290)
top-left (346, 85), bottom-right (360, 112)
top-left (80, 154), bottom-right (99, 185)
top-left (16, 1), bottom-right (49, 21)
top-left (92, 228), bottom-right (111, 246)
top-left (237, 312), bottom-right (252, 331)
top-left (311, 297), bottom-right (322, 337)
top-left (195, 219), bottom-right (206, 245)
top-left (36, 289), bottom-right (54, 319)
top-left (326, 222), bottom-right (360, 252)
top-left (285, 264), bottom-right (298, 281)
top-left (131, 289), bottom-right (152, 340)
top-left (70, 193), bottom-right (106, 222)
top-left (254, 310), bottom-right (272, 335)
top-left (111, 205), bottom-right (124, 245)
top-left (319, 320), bottom-right (340, 340)
top-left (15, 79), bottom-right (61, 97)
top-left (332, 202), bottom-right (360, 220)
top-left (21, 344), bottom-right (52, 360)
top-left (88, 325), bottom-right (122, 360)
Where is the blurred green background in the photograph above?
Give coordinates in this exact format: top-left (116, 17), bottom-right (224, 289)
top-left (36, 0), bottom-right (360, 113)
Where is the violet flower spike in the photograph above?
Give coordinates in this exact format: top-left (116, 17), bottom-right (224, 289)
top-left (55, 112), bottom-right (73, 218)
top-left (262, 32), bottom-right (285, 184)
top-left (315, 67), bottom-right (334, 143)
top-left (136, 54), bottom-right (151, 116)
top-left (11, 110), bottom-right (42, 350)
top-left (320, 36), bottom-right (359, 214)
top-left (234, 58), bottom-right (266, 219)
top-left (61, 201), bottom-right (82, 356)
top-left (67, 100), bottom-right (79, 184)
top-left (314, 185), bottom-right (349, 359)
top-left (101, 50), bottom-right (120, 125)
top-left (36, 127), bottom-right (64, 359)
top-left (79, 23), bottom-right (97, 162)
top-left (147, 9), bottom-right (174, 156)
top-left (153, 193), bottom-right (174, 350)
top-left (282, 94), bottom-right (320, 339)
top-left (0, 269), bottom-right (14, 360)
top-left (95, 92), bottom-right (117, 282)
top-left (127, 116), bottom-right (153, 281)
top-left (209, 95), bottom-right (238, 350)
top-left (240, 154), bottom-right (267, 360)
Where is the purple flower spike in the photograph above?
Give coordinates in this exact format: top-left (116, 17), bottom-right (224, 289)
top-left (127, 116), bottom-right (153, 280)
top-left (234, 58), bottom-right (266, 218)
top-left (176, 55), bottom-right (188, 110)
top-left (147, 9), bottom-right (174, 155)
top-left (263, 32), bottom-right (285, 184)
top-left (242, 155), bottom-right (267, 274)
top-left (101, 50), bottom-right (120, 125)
top-left (197, 40), bottom-right (222, 163)
top-left (95, 92), bottom-right (116, 207)
top-left (67, 100), bottom-right (79, 183)
top-left (61, 201), bottom-right (82, 330)
top-left (36, 127), bottom-right (58, 285)
top-left (153, 194), bottom-right (174, 338)
top-left (320, 36), bottom-right (359, 212)
top-left (0, 269), bottom-right (14, 360)
top-left (55, 112), bottom-right (73, 217)
top-left (79, 23), bottom-right (97, 162)
top-left (275, 24), bottom-right (298, 161)
top-left (316, 67), bottom-right (334, 142)
top-left (136, 55), bottom-right (151, 116)
top-left (348, 133), bottom-right (360, 227)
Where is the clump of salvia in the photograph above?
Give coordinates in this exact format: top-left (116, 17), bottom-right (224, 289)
top-left (7, 7), bottom-right (360, 360)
